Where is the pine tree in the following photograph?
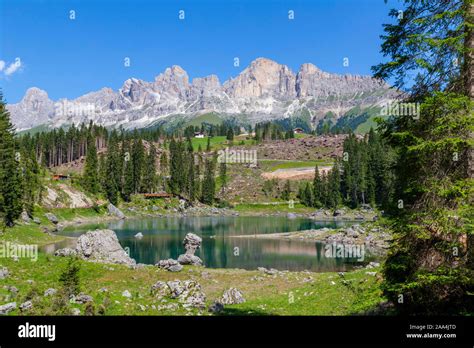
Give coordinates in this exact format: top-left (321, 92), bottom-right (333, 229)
top-left (186, 152), bottom-right (196, 201)
top-left (312, 165), bottom-right (322, 208)
top-left (200, 158), bottom-right (215, 205)
top-left (206, 137), bottom-right (211, 152)
top-left (142, 143), bottom-right (158, 193)
top-left (102, 134), bottom-right (120, 204)
top-left (373, 0), bottom-right (474, 314)
top-left (122, 140), bottom-right (134, 202)
top-left (131, 137), bottom-right (145, 193)
top-left (0, 92), bottom-right (23, 226)
top-left (21, 148), bottom-right (41, 217)
top-left (219, 161), bottom-right (227, 193)
top-left (83, 133), bottom-right (100, 194)
top-left (327, 161), bottom-right (341, 209)
top-left (281, 180), bottom-right (291, 201)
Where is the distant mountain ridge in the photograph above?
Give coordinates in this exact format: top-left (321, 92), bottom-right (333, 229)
top-left (7, 57), bottom-right (398, 131)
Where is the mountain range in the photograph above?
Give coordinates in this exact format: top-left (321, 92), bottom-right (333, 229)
top-left (7, 57), bottom-right (398, 132)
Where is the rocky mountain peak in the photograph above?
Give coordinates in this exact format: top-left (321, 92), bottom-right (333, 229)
top-left (7, 57), bottom-right (397, 131)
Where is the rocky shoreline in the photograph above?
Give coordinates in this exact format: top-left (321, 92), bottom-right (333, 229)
top-left (231, 223), bottom-right (391, 251)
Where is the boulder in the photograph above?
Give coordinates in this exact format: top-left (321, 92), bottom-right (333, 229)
top-left (107, 203), bottom-right (125, 219)
top-left (54, 248), bottom-right (77, 257)
top-left (21, 211), bottom-right (31, 223)
top-left (156, 259), bottom-right (183, 272)
top-left (74, 229), bottom-right (136, 265)
top-left (44, 288), bottom-right (57, 297)
top-left (19, 301), bottom-right (33, 311)
top-left (177, 233), bottom-right (203, 266)
top-left (183, 233), bottom-right (202, 254)
top-left (333, 209), bottom-right (345, 217)
top-left (220, 288), bottom-right (245, 305)
top-left (177, 254), bottom-right (203, 266)
top-left (151, 281), bottom-right (171, 297)
top-left (134, 232), bottom-right (144, 239)
top-left (33, 217), bottom-right (41, 224)
top-left (287, 213), bottom-right (297, 219)
top-left (74, 293), bottom-right (93, 304)
top-left (122, 290), bottom-right (132, 298)
top-left (0, 267), bottom-right (9, 279)
top-left (0, 302), bottom-right (16, 315)
top-left (45, 213), bottom-right (59, 224)
top-left (165, 280), bottom-right (206, 309)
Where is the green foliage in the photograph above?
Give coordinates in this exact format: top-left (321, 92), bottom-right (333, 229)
top-left (381, 92), bottom-right (474, 314)
top-left (201, 158), bottom-right (216, 205)
top-left (0, 92), bottom-right (23, 226)
top-left (59, 257), bottom-right (81, 297)
top-left (82, 133), bottom-right (100, 194)
top-left (372, 0), bottom-right (469, 97)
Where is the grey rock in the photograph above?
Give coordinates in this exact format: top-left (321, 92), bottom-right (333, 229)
top-left (107, 203), bottom-right (125, 219)
top-left (33, 217), bottom-right (41, 224)
top-left (134, 232), bottom-right (144, 239)
top-left (19, 301), bottom-right (32, 311)
top-left (183, 233), bottom-right (202, 254)
top-left (21, 211), bottom-right (31, 223)
top-left (122, 290), bottom-right (132, 298)
top-left (71, 308), bottom-right (81, 316)
top-left (156, 259), bottom-right (183, 272)
top-left (44, 288), bottom-right (57, 297)
top-left (8, 58), bottom-right (396, 135)
top-left (0, 267), bottom-right (9, 279)
top-left (151, 281), bottom-right (170, 297)
top-left (74, 293), bottom-right (93, 304)
top-left (287, 213), bottom-right (297, 219)
top-left (0, 302), bottom-right (16, 315)
top-left (45, 213), bottom-right (59, 224)
top-left (220, 288), bottom-right (245, 305)
top-left (54, 248), bottom-right (77, 257)
top-left (177, 254), bottom-right (203, 266)
top-left (75, 229), bottom-right (135, 265)
top-left (333, 209), bottom-right (345, 217)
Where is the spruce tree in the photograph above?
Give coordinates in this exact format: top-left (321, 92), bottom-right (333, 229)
top-left (0, 92), bottom-right (23, 226)
top-left (82, 133), bottom-right (100, 194)
top-left (219, 161), bottom-right (227, 193)
top-left (312, 165), bottom-right (322, 208)
top-left (104, 134), bottom-right (121, 204)
top-left (142, 143), bottom-right (158, 193)
top-left (200, 158), bottom-right (215, 205)
top-left (281, 180), bottom-right (291, 201)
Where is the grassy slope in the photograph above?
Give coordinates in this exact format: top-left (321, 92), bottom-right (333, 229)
top-left (0, 253), bottom-right (384, 315)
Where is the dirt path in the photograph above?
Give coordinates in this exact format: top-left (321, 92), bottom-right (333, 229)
top-left (261, 166), bottom-right (332, 180)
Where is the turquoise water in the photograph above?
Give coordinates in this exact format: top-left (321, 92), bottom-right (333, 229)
top-left (53, 216), bottom-right (376, 271)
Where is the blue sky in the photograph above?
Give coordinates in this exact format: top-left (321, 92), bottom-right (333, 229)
top-left (0, 0), bottom-right (398, 103)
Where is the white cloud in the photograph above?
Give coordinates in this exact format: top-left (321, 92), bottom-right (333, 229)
top-left (4, 58), bottom-right (22, 76)
top-left (0, 60), bottom-right (5, 71)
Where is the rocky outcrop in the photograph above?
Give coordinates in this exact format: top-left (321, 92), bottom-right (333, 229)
top-left (177, 233), bottom-right (203, 266)
top-left (56, 229), bottom-right (135, 265)
top-left (156, 259), bottom-right (183, 272)
top-left (220, 288), bottom-right (245, 305)
top-left (45, 213), bottom-right (59, 224)
top-left (8, 58), bottom-right (397, 131)
top-left (0, 267), bottom-right (9, 279)
top-left (0, 302), bottom-right (16, 315)
top-left (151, 280), bottom-right (206, 309)
top-left (107, 203), bottom-right (125, 219)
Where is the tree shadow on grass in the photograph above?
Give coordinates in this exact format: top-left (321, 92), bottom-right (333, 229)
top-left (216, 307), bottom-right (272, 316)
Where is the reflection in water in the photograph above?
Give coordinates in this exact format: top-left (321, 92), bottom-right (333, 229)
top-left (51, 216), bottom-right (378, 272)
